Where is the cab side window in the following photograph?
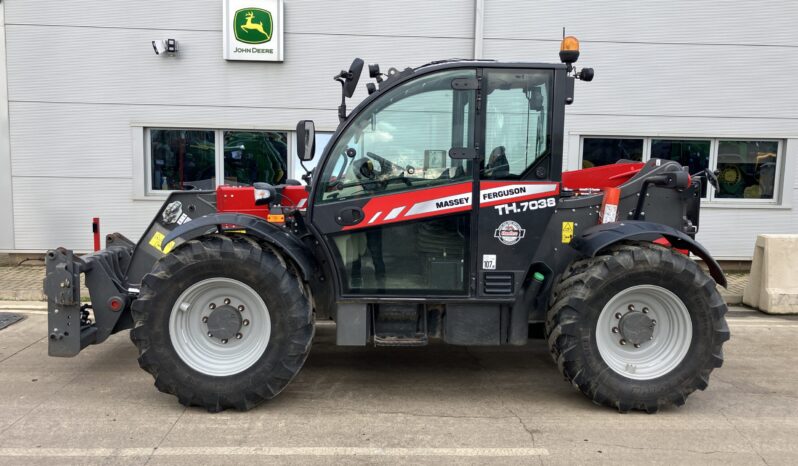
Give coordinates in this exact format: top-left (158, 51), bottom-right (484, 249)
top-left (316, 69), bottom-right (476, 203)
top-left (483, 70), bottom-right (553, 179)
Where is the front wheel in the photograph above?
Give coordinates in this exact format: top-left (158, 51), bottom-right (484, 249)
top-left (546, 242), bottom-right (730, 412)
top-left (130, 235), bottom-right (314, 412)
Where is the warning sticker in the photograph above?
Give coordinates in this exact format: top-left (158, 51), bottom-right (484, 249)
top-left (148, 231), bottom-right (175, 254)
top-left (561, 222), bottom-right (574, 244)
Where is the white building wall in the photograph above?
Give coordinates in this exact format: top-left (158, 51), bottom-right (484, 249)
top-left (2, 0), bottom-right (796, 259)
top-left (483, 0), bottom-right (798, 259)
top-left (2, 0), bottom-right (475, 251)
top-left (0, 3), bottom-right (14, 250)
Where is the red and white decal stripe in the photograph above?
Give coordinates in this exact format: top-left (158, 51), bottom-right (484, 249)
top-left (343, 181), bottom-right (560, 230)
top-left (344, 182), bottom-right (472, 230)
top-left (479, 181), bottom-right (559, 207)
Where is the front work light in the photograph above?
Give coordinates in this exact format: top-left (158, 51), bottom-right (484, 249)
top-left (559, 36), bottom-right (580, 64)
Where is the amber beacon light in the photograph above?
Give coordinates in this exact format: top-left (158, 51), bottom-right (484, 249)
top-left (559, 35), bottom-right (580, 64)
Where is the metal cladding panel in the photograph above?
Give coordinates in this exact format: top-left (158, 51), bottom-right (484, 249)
top-left (12, 177), bottom-right (161, 251)
top-left (5, 26), bottom-right (472, 109)
top-left (484, 0), bottom-right (798, 45)
top-left (7, 101), bottom-right (339, 179)
top-left (4, 0), bottom-right (474, 37)
top-left (483, 39), bottom-right (797, 120)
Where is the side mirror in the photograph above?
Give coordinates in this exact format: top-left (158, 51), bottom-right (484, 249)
top-left (296, 120), bottom-right (316, 162)
top-left (344, 58), bottom-right (364, 98)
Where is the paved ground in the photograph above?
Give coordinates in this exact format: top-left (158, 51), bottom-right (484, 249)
top-left (0, 305), bottom-right (796, 465)
top-left (0, 265), bottom-right (750, 304)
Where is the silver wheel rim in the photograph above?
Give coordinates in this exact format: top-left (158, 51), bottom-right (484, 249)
top-left (169, 277), bottom-right (271, 377)
top-left (596, 285), bottom-right (692, 381)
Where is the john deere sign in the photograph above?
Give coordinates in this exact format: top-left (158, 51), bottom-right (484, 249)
top-left (223, 0), bottom-right (283, 62)
top-left (234, 9), bottom-right (273, 44)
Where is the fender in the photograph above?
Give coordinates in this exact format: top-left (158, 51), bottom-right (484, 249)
top-left (163, 213), bottom-right (316, 282)
top-left (569, 220), bottom-right (727, 288)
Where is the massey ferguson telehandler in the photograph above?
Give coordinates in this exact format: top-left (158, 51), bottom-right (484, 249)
top-left (45, 37), bottom-right (729, 413)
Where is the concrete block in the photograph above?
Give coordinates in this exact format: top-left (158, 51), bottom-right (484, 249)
top-left (743, 234), bottom-right (798, 314)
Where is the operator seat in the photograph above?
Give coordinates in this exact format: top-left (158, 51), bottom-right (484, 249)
top-left (484, 146), bottom-right (510, 178)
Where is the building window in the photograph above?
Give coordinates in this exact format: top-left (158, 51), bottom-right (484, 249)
top-left (147, 128), bottom-right (288, 193)
top-left (150, 129), bottom-right (216, 191)
top-left (582, 138), bottom-right (643, 168)
top-left (223, 131), bottom-right (288, 186)
top-left (580, 136), bottom-right (783, 204)
top-left (716, 140), bottom-right (778, 200)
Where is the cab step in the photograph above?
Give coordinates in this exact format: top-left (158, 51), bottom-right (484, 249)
top-left (372, 303), bottom-right (428, 347)
top-left (373, 334), bottom-right (428, 347)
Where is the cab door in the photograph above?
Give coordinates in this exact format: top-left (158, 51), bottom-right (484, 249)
top-left (476, 68), bottom-right (560, 297)
top-left (310, 68), bottom-right (477, 297)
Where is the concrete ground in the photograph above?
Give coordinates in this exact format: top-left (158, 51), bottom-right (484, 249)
top-left (0, 305), bottom-right (796, 465)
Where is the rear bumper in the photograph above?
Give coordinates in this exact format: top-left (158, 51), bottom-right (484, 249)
top-left (44, 234), bottom-right (136, 357)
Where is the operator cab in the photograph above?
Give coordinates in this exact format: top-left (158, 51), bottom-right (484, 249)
top-left (296, 41), bottom-right (593, 301)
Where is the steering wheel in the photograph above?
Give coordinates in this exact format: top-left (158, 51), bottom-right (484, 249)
top-left (365, 152), bottom-right (400, 176)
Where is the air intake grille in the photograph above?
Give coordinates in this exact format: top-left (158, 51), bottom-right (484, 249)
top-left (483, 272), bottom-right (514, 295)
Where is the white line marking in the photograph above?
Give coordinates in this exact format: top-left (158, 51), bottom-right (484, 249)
top-left (1, 309), bottom-right (47, 315)
top-left (0, 447), bottom-right (549, 458)
top-left (384, 206), bottom-right (405, 220)
top-left (728, 324), bottom-right (798, 328)
top-left (368, 211), bottom-right (382, 224)
top-left (726, 318), bottom-right (798, 323)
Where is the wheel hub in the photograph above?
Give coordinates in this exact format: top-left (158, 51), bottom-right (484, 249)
top-left (596, 285), bottom-right (693, 380)
top-left (206, 305), bottom-right (242, 341)
top-left (618, 311), bottom-right (655, 345)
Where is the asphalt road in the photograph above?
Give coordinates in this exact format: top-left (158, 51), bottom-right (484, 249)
top-left (0, 306), bottom-right (796, 465)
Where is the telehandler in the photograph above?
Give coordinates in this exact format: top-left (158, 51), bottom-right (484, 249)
top-left (45, 37), bottom-right (729, 412)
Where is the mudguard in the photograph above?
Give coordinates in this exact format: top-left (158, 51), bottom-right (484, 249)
top-left (569, 220), bottom-right (727, 288)
top-left (163, 213), bottom-right (317, 281)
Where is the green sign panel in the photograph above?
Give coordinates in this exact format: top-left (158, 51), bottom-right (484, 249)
top-left (233, 8), bottom-right (273, 44)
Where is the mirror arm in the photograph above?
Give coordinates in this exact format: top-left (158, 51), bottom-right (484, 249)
top-left (335, 77), bottom-right (347, 123)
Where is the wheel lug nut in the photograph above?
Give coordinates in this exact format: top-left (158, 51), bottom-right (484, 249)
top-left (242, 319), bottom-right (250, 326)
top-left (628, 304), bottom-right (635, 312)
top-left (236, 333), bottom-right (243, 339)
top-left (634, 343), bottom-right (641, 348)
top-left (224, 298), bottom-right (231, 305)
top-left (611, 327), bottom-right (619, 334)
top-left (209, 303), bottom-right (216, 309)
top-left (650, 336), bottom-right (654, 340)
top-left (237, 305), bottom-right (245, 312)
top-left (221, 339), bottom-right (228, 344)
top-left (651, 320), bottom-right (657, 326)
top-left (615, 312), bottom-right (622, 319)
top-left (207, 332), bottom-right (213, 337)
top-left (619, 339), bottom-right (627, 345)
top-left (202, 316), bottom-right (208, 323)
top-left (642, 307), bottom-right (649, 314)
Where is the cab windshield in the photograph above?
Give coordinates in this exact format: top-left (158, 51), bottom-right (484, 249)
top-left (316, 69), bottom-right (476, 203)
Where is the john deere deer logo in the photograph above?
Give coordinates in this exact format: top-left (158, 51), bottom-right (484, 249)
top-left (234, 8), bottom-right (273, 44)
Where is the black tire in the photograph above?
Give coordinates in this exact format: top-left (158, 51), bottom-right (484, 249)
top-left (545, 242), bottom-right (730, 413)
top-left (130, 235), bottom-right (314, 412)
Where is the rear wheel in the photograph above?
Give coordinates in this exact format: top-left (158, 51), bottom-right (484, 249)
top-left (546, 242), bottom-right (730, 412)
top-left (130, 235), bottom-right (313, 412)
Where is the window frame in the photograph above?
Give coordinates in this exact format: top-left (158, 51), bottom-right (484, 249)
top-left (577, 135), bottom-right (786, 207)
top-left (133, 124), bottom-right (300, 199)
